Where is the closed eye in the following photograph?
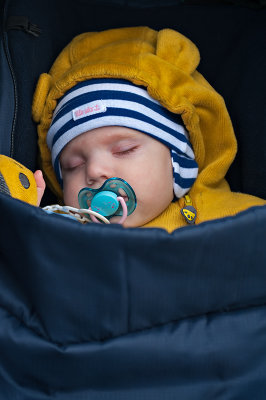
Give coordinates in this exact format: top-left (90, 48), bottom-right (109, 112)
top-left (114, 146), bottom-right (139, 156)
top-left (61, 160), bottom-right (85, 172)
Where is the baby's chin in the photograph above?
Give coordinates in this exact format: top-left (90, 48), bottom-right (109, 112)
top-left (109, 212), bottom-right (146, 228)
top-left (109, 214), bottom-right (138, 227)
top-left (109, 211), bottom-right (154, 228)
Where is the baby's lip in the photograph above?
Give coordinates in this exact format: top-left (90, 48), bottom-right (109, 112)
top-left (118, 193), bottom-right (129, 203)
top-left (118, 188), bottom-right (129, 202)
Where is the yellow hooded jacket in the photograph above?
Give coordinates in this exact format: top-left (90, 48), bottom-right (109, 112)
top-left (32, 26), bottom-right (266, 232)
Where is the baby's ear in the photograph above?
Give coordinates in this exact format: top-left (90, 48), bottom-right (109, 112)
top-left (0, 155), bottom-right (38, 206)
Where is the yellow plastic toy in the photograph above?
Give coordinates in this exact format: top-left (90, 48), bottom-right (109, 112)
top-left (0, 155), bottom-right (37, 206)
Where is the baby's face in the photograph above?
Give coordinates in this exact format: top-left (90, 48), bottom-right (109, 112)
top-left (60, 126), bottom-right (174, 227)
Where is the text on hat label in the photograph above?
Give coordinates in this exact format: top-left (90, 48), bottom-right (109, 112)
top-left (72, 100), bottom-right (107, 121)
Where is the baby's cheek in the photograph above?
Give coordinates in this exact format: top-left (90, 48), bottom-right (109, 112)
top-left (63, 185), bottom-right (79, 207)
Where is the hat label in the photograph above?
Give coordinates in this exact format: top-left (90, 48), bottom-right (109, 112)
top-left (72, 100), bottom-right (106, 121)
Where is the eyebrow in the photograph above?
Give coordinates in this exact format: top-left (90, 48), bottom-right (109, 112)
top-left (102, 130), bottom-right (140, 143)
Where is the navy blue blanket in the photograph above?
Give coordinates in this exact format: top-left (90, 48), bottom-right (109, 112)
top-left (1, 193), bottom-right (266, 398)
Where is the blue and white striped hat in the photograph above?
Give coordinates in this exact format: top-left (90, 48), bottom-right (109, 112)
top-left (47, 78), bottom-right (198, 198)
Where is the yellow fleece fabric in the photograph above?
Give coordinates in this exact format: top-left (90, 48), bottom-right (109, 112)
top-left (0, 155), bottom-right (37, 206)
top-left (32, 26), bottom-right (266, 232)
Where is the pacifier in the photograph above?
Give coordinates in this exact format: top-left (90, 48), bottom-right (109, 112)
top-left (78, 177), bottom-right (137, 224)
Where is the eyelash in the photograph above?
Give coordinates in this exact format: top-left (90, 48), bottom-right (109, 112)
top-left (115, 146), bottom-right (139, 156)
top-left (62, 162), bottom-right (84, 172)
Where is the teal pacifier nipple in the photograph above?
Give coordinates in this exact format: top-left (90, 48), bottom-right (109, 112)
top-left (78, 177), bottom-right (137, 218)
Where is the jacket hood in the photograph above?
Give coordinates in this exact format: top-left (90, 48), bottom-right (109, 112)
top-left (32, 26), bottom-right (237, 202)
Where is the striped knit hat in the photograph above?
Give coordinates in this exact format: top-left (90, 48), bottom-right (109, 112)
top-left (47, 78), bottom-right (198, 198)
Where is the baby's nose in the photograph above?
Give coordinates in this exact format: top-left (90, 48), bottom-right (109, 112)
top-left (85, 158), bottom-right (114, 187)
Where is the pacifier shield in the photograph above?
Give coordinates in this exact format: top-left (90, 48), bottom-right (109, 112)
top-left (78, 177), bottom-right (137, 218)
